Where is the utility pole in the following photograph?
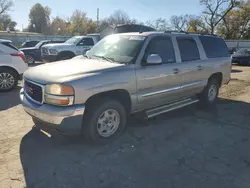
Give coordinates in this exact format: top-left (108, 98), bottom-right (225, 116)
top-left (97, 8), bottom-right (99, 31)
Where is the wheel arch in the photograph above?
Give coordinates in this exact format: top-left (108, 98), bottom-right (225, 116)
top-left (85, 89), bottom-right (132, 114)
top-left (208, 72), bottom-right (223, 87)
top-left (0, 66), bottom-right (19, 77)
top-left (57, 51), bottom-right (75, 58)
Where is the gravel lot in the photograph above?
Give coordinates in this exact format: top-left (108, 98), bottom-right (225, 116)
top-left (1, 65), bottom-right (250, 188)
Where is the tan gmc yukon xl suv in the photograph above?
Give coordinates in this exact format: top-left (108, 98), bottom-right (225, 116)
top-left (20, 31), bottom-right (231, 144)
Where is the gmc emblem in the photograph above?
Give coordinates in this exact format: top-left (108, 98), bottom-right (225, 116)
top-left (26, 86), bottom-right (33, 95)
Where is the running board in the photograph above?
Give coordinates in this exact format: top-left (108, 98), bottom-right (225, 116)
top-left (146, 98), bottom-right (199, 118)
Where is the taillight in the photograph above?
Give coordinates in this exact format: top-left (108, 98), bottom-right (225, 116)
top-left (11, 52), bottom-right (26, 63)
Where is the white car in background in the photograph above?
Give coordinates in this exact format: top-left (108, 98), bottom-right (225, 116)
top-left (0, 39), bottom-right (28, 91)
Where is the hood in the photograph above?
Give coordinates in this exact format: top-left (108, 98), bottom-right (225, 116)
top-left (19, 47), bottom-right (38, 51)
top-left (24, 57), bottom-right (124, 84)
top-left (42, 43), bottom-right (71, 49)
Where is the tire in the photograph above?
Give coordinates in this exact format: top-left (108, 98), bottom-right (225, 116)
top-left (59, 56), bottom-right (71, 60)
top-left (199, 78), bottom-right (220, 106)
top-left (26, 55), bottom-right (35, 64)
top-left (0, 67), bottom-right (18, 92)
top-left (82, 98), bottom-right (127, 145)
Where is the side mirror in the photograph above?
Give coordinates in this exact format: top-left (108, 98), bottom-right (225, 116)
top-left (146, 54), bottom-right (162, 65)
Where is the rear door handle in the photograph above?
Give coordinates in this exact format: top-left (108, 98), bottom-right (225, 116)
top-left (197, 65), bottom-right (203, 71)
top-left (173, 68), bottom-right (179, 74)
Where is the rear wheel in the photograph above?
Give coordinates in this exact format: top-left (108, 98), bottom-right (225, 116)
top-left (0, 68), bottom-right (18, 92)
top-left (82, 98), bottom-right (127, 145)
top-left (26, 55), bottom-right (35, 64)
top-left (199, 78), bottom-right (220, 106)
top-left (59, 56), bottom-right (71, 60)
top-left (57, 53), bottom-right (75, 61)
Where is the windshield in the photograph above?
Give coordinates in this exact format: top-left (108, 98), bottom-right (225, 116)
top-left (234, 48), bottom-right (250, 56)
top-left (87, 35), bottom-right (146, 64)
top-left (65, 36), bottom-right (82, 45)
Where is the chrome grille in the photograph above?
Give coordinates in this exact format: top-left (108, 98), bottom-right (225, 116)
top-left (24, 80), bottom-right (43, 104)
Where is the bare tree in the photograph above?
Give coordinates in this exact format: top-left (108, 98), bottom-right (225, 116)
top-left (145, 18), bottom-right (170, 31)
top-left (201, 0), bottom-right (239, 34)
top-left (103, 9), bottom-right (137, 26)
top-left (0, 0), bottom-right (12, 15)
top-left (170, 14), bottom-right (195, 31)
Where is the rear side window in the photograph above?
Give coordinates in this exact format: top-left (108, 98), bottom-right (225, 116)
top-left (177, 38), bottom-right (200, 62)
top-left (2, 42), bottom-right (18, 51)
top-left (146, 37), bottom-right (176, 63)
top-left (78, 38), bottom-right (94, 46)
top-left (199, 36), bottom-right (230, 58)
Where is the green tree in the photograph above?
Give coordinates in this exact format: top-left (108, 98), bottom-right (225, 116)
top-left (0, 14), bottom-right (16, 31)
top-left (68, 10), bottom-right (97, 35)
top-left (187, 17), bottom-right (208, 33)
top-left (27, 3), bottom-right (51, 33)
top-left (50, 16), bottom-right (68, 35)
top-left (68, 10), bottom-right (88, 35)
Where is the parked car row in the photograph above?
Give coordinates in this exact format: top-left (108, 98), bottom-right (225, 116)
top-left (231, 48), bottom-right (250, 65)
top-left (41, 35), bottom-right (99, 62)
top-left (20, 40), bottom-right (65, 64)
top-left (20, 24), bottom-right (157, 63)
top-left (0, 24), bottom-right (156, 92)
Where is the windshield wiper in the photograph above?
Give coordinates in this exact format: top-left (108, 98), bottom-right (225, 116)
top-left (93, 55), bottom-right (115, 63)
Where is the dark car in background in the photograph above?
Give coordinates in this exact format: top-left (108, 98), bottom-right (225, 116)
top-left (20, 40), bottom-right (40, 48)
top-left (20, 40), bottom-right (65, 64)
top-left (231, 48), bottom-right (250, 65)
top-left (228, 47), bottom-right (238, 54)
top-left (113, 24), bottom-right (156, 33)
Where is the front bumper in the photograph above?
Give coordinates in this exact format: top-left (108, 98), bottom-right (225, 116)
top-left (20, 88), bottom-right (85, 135)
top-left (41, 54), bottom-right (57, 62)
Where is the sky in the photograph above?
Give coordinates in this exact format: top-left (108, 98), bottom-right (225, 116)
top-left (11, 0), bottom-right (203, 30)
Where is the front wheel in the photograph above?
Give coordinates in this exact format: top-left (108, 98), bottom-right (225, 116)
top-left (82, 98), bottom-right (127, 144)
top-left (199, 78), bottom-right (220, 106)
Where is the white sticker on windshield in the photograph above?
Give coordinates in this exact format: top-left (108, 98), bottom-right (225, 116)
top-left (129, 36), bottom-right (145, 41)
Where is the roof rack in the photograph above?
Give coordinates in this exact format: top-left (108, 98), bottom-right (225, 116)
top-left (164, 30), bottom-right (188, 34)
top-left (163, 30), bottom-right (217, 36)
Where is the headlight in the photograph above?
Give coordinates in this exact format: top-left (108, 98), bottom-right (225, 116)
top-left (49, 49), bottom-right (58, 55)
top-left (45, 84), bottom-right (74, 106)
top-left (45, 84), bottom-right (74, 95)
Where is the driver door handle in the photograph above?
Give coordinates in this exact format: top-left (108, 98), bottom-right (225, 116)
top-left (173, 68), bottom-right (179, 74)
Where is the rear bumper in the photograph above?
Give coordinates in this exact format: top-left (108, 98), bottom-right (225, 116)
top-left (41, 54), bottom-right (57, 62)
top-left (20, 88), bottom-right (85, 135)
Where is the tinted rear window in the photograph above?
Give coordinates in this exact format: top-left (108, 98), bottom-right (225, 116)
top-left (199, 36), bottom-right (230, 58)
top-left (177, 38), bottom-right (200, 62)
top-left (2, 42), bottom-right (18, 51)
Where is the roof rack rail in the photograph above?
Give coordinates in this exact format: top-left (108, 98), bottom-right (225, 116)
top-left (163, 30), bottom-right (217, 36)
top-left (164, 30), bottom-right (187, 34)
